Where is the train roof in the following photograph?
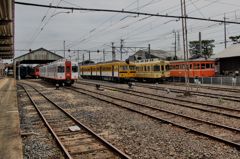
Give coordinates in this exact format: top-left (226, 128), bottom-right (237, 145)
top-left (134, 58), bottom-right (168, 63)
top-left (170, 58), bottom-right (216, 63)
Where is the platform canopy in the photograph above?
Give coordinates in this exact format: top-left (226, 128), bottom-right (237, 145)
top-left (0, 0), bottom-right (14, 59)
top-left (14, 48), bottom-right (63, 64)
top-left (214, 44), bottom-right (240, 59)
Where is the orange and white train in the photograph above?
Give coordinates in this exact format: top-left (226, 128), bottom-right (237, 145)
top-left (39, 59), bottom-right (78, 86)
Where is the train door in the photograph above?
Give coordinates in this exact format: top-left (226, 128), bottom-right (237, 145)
top-left (100, 66), bottom-right (102, 79)
top-left (112, 65), bottom-right (114, 77)
top-left (65, 61), bottom-right (71, 80)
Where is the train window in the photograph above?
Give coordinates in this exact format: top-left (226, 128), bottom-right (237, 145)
top-left (201, 64), bottom-right (205, 69)
top-left (58, 66), bottom-right (64, 73)
top-left (189, 64), bottom-right (192, 69)
top-left (161, 65), bottom-right (164, 71)
top-left (72, 66), bottom-right (78, 72)
top-left (194, 64), bottom-right (200, 69)
top-left (166, 65), bottom-right (170, 71)
top-left (148, 66), bottom-right (150, 71)
top-left (129, 66), bottom-right (136, 71)
top-left (154, 65), bottom-right (160, 71)
top-left (206, 64), bottom-right (210, 69)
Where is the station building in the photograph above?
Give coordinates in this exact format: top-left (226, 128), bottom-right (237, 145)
top-left (215, 44), bottom-right (240, 76)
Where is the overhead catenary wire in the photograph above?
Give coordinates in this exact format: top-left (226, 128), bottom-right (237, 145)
top-left (15, 1), bottom-right (240, 25)
top-left (65, 0), bottom-right (164, 49)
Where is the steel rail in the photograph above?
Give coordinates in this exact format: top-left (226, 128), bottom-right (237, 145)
top-left (170, 82), bottom-right (240, 93)
top-left (19, 83), bottom-right (131, 159)
top-left (18, 84), bottom-right (73, 159)
top-left (66, 86), bottom-right (240, 149)
top-left (77, 81), bottom-right (240, 116)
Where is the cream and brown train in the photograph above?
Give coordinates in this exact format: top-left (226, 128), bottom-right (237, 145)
top-left (79, 59), bottom-right (170, 82)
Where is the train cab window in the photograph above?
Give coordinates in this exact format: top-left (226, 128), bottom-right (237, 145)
top-left (58, 66), bottom-right (64, 73)
top-left (201, 64), bottom-right (205, 69)
top-left (72, 66), bottom-right (78, 72)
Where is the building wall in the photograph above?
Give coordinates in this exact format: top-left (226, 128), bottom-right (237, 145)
top-left (0, 59), bottom-right (5, 77)
top-left (219, 57), bottom-right (240, 76)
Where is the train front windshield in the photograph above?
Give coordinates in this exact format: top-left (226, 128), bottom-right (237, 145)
top-left (72, 66), bottom-right (78, 72)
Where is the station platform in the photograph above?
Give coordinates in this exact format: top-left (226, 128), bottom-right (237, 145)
top-left (0, 78), bottom-right (23, 159)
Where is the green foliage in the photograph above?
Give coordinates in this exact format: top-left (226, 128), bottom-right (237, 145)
top-left (229, 35), bottom-right (240, 44)
top-left (189, 40), bottom-right (215, 59)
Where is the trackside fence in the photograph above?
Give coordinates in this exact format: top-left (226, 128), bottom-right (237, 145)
top-left (169, 77), bottom-right (240, 86)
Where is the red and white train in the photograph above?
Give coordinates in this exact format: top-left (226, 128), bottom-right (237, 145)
top-left (39, 59), bottom-right (78, 86)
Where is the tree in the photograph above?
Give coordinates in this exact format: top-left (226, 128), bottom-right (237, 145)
top-left (189, 40), bottom-right (215, 59)
top-left (229, 35), bottom-right (240, 44)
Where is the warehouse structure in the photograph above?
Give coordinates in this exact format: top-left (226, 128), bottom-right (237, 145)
top-left (13, 48), bottom-right (63, 79)
top-left (128, 49), bottom-right (174, 61)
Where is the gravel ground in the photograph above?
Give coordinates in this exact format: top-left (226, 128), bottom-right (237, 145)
top-left (74, 83), bottom-right (240, 130)
top-left (78, 80), bottom-right (240, 111)
top-left (17, 85), bottom-right (63, 159)
top-left (20, 80), bottom-right (240, 159)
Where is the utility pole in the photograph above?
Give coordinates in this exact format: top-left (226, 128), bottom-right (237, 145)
top-left (224, 13), bottom-right (227, 48)
top-left (63, 40), bottom-right (66, 58)
top-left (148, 44), bottom-right (151, 59)
top-left (82, 53), bottom-right (85, 65)
top-left (88, 51), bottom-right (91, 61)
top-left (199, 32), bottom-right (202, 55)
top-left (174, 31), bottom-right (177, 59)
top-left (177, 31), bottom-right (181, 51)
top-left (103, 49), bottom-right (105, 62)
top-left (180, 0), bottom-right (190, 94)
top-left (77, 50), bottom-right (80, 64)
top-left (112, 42), bottom-right (116, 61)
top-left (120, 39), bottom-right (124, 61)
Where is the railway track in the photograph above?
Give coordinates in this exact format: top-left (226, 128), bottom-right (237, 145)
top-left (170, 82), bottom-right (240, 93)
top-left (65, 84), bottom-right (240, 149)
top-left (18, 83), bottom-right (130, 159)
top-left (134, 83), bottom-right (240, 102)
top-left (77, 81), bottom-right (240, 119)
top-left (78, 80), bottom-right (240, 102)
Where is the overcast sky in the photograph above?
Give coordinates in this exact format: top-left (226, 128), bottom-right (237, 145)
top-left (15, 0), bottom-right (240, 62)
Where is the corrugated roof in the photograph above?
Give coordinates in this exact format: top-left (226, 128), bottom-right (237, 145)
top-left (0, 0), bottom-right (14, 59)
top-left (214, 44), bottom-right (240, 58)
